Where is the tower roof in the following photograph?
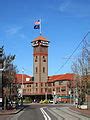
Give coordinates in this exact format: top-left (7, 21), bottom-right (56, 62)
top-left (32, 36), bottom-right (48, 42)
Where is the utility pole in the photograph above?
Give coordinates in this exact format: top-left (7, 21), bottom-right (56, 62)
top-left (0, 46), bottom-right (4, 110)
top-left (87, 40), bottom-right (90, 109)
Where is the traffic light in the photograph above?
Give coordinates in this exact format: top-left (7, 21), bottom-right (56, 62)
top-left (0, 46), bottom-right (4, 57)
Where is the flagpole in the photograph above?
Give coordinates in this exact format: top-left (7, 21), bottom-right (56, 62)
top-left (40, 19), bottom-right (42, 35)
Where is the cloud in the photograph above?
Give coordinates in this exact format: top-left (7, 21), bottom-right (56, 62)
top-left (6, 26), bottom-right (22, 36)
top-left (58, 0), bottom-right (71, 12)
top-left (53, 0), bottom-right (90, 17)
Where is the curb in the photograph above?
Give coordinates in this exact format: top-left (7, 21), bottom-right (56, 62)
top-left (69, 107), bottom-right (90, 118)
top-left (0, 107), bottom-right (24, 115)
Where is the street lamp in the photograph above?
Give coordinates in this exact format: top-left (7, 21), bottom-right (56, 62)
top-left (21, 68), bottom-right (24, 105)
top-left (69, 90), bottom-right (72, 104)
top-left (52, 91), bottom-right (56, 104)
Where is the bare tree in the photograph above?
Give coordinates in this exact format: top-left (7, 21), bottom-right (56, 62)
top-left (2, 54), bottom-right (17, 110)
top-left (71, 39), bottom-right (89, 106)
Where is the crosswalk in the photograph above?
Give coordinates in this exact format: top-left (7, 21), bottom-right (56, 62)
top-left (48, 107), bottom-right (90, 120)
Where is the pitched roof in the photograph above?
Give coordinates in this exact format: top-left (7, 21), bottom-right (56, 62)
top-left (32, 36), bottom-right (48, 42)
top-left (15, 74), bottom-right (33, 84)
top-left (14, 73), bottom-right (74, 84)
top-left (48, 73), bottom-right (74, 82)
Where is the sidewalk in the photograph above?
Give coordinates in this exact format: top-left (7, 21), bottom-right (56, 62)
top-left (70, 106), bottom-right (90, 117)
top-left (0, 107), bottom-right (24, 115)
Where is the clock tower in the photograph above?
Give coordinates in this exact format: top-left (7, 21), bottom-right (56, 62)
top-left (32, 36), bottom-right (49, 83)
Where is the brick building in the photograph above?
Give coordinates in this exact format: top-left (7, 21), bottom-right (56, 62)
top-left (15, 36), bottom-right (75, 103)
top-left (15, 73), bottom-right (74, 103)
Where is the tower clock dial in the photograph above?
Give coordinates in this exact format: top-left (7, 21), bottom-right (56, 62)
top-left (32, 41), bottom-right (39, 47)
top-left (40, 41), bottom-right (49, 46)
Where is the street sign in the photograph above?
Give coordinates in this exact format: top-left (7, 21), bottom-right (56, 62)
top-left (0, 98), bottom-right (2, 102)
top-left (0, 69), bottom-right (3, 71)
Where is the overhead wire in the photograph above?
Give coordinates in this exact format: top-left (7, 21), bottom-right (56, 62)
top-left (54, 31), bottom-right (90, 75)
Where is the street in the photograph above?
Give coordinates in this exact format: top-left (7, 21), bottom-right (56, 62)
top-left (0, 104), bottom-right (90, 120)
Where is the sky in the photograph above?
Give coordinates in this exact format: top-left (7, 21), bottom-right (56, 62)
top-left (0, 0), bottom-right (90, 76)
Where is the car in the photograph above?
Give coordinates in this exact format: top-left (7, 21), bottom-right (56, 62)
top-left (49, 100), bottom-right (53, 103)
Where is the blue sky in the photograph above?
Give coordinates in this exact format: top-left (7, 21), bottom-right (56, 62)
top-left (0, 0), bottom-right (90, 76)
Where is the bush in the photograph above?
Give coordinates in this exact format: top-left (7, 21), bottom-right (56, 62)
top-left (23, 97), bottom-right (32, 103)
top-left (40, 99), bottom-right (49, 104)
top-left (43, 99), bottom-right (49, 104)
top-left (40, 100), bottom-right (43, 104)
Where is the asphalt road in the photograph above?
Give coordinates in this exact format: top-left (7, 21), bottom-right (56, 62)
top-left (0, 104), bottom-right (89, 120)
top-left (5, 104), bottom-right (58, 120)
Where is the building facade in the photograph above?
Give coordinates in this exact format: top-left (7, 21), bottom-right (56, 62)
top-left (15, 36), bottom-right (74, 103)
top-left (15, 73), bottom-right (74, 103)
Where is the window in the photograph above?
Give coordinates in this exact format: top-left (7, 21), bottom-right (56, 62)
top-left (43, 56), bottom-right (46, 62)
top-left (53, 88), bottom-right (55, 91)
top-left (43, 67), bottom-right (45, 73)
top-left (23, 89), bottom-right (26, 93)
top-left (56, 88), bottom-right (60, 93)
top-left (27, 84), bottom-right (31, 87)
top-left (45, 83), bottom-right (47, 87)
top-left (36, 67), bottom-right (38, 73)
top-left (35, 56), bottom-right (38, 62)
top-left (36, 83), bottom-right (38, 87)
top-left (61, 87), bottom-right (66, 91)
top-left (36, 88), bottom-right (38, 92)
top-left (48, 88), bottom-right (52, 93)
top-left (59, 81), bottom-right (63, 85)
top-left (41, 88), bottom-right (43, 93)
top-left (45, 88), bottom-right (47, 92)
top-left (41, 83), bottom-right (43, 87)
top-left (53, 82), bottom-right (55, 86)
top-left (48, 83), bottom-right (51, 86)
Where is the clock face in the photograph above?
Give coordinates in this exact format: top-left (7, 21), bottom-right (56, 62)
top-left (40, 41), bottom-right (48, 46)
top-left (32, 40), bottom-right (49, 47)
top-left (32, 41), bottom-right (39, 47)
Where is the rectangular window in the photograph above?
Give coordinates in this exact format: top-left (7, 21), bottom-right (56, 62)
top-left (27, 84), bottom-right (31, 87)
top-left (41, 83), bottom-right (43, 87)
top-left (36, 83), bottom-right (38, 87)
top-left (59, 81), bottom-right (63, 85)
top-left (35, 56), bottom-right (38, 62)
top-left (45, 83), bottom-right (47, 87)
top-left (45, 88), bottom-right (47, 92)
top-left (36, 88), bottom-right (38, 92)
top-left (36, 67), bottom-right (38, 73)
top-left (48, 88), bottom-right (52, 93)
top-left (53, 82), bottom-right (55, 86)
top-left (23, 89), bottom-right (26, 92)
top-left (61, 87), bottom-right (66, 91)
top-left (41, 88), bottom-right (43, 93)
top-left (48, 83), bottom-right (52, 86)
top-left (43, 67), bottom-right (45, 73)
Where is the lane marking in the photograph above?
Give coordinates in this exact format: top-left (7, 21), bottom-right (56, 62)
top-left (40, 108), bottom-right (51, 120)
top-left (40, 108), bottom-right (47, 120)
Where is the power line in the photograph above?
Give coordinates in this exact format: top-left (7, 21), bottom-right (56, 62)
top-left (55, 31), bottom-right (90, 74)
